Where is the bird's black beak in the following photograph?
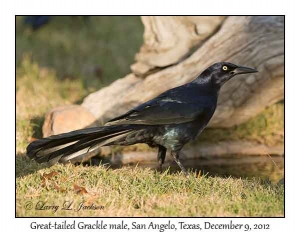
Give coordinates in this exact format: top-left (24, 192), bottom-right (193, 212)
top-left (233, 66), bottom-right (258, 75)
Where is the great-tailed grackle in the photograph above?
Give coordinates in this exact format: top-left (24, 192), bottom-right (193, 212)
top-left (26, 62), bottom-right (257, 176)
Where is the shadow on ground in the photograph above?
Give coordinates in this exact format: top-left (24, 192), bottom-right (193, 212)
top-left (16, 154), bottom-right (48, 178)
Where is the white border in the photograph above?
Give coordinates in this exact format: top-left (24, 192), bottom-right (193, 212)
top-left (1, 0), bottom-right (298, 232)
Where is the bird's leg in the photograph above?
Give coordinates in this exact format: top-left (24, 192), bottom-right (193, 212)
top-left (171, 150), bottom-right (188, 177)
top-left (157, 145), bottom-right (166, 173)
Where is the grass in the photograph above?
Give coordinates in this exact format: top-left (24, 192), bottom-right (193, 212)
top-left (16, 162), bottom-right (284, 217)
top-left (16, 16), bottom-right (284, 217)
top-left (16, 55), bottom-right (87, 151)
top-left (16, 16), bottom-right (143, 87)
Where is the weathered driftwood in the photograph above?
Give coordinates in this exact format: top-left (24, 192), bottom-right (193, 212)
top-left (82, 16), bottom-right (284, 128)
top-left (133, 16), bottom-right (226, 70)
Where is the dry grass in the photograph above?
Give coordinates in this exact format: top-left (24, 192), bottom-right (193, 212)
top-left (16, 162), bottom-right (284, 217)
top-left (16, 55), bottom-right (87, 151)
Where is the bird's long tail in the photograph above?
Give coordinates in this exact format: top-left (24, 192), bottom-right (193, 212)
top-left (26, 125), bottom-right (147, 165)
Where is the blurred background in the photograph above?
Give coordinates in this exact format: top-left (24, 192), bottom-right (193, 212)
top-left (16, 16), bottom-right (143, 149)
top-left (16, 16), bottom-right (284, 183)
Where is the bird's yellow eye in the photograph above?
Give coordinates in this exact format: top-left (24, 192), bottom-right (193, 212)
top-left (222, 66), bottom-right (228, 71)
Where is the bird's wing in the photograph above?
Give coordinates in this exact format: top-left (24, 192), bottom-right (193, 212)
top-left (106, 92), bottom-right (216, 126)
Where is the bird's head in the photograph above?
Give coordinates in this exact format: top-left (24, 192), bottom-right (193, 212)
top-left (198, 62), bottom-right (258, 87)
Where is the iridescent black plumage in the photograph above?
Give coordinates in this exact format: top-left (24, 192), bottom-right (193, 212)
top-left (27, 62), bottom-right (257, 176)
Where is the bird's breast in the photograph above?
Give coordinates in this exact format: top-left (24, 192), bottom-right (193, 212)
top-left (153, 107), bottom-right (216, 151)
top-left (153, 122), bottom-right (201, 151)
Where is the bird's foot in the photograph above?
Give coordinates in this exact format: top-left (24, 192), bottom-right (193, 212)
top-left (159, 163), bottom-right (163, 173)
top-left (183, 170), bottom-right (189, 178)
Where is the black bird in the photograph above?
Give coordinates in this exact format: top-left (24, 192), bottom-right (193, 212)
top-left (26, 62), bottom-right (257, 176)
